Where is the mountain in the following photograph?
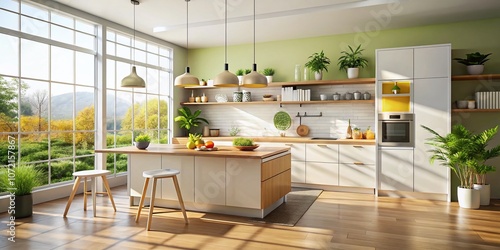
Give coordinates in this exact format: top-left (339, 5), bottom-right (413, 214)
top-left (51, 92), bottom-right (131, 120)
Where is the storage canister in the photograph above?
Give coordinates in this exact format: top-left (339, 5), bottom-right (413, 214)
top-left (233, 91), bottom-right (243, 102)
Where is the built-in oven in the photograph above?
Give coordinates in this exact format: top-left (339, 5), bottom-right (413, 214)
top-left (378, 113), bottom-right (414, 147)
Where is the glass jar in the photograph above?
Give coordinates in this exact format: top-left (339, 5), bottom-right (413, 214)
top-left (294, 64), bottom-right (301, 82)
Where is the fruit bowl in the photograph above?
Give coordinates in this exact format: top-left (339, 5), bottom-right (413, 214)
top-left (233, 145), bottom-right (259, 151)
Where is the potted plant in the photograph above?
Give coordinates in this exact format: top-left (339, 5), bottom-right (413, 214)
top-left (337, 44), bottom-right (368, 79)
top-left (305, 50), bottom-right (331, 80)
top-left (474, 165), bottom-right (496, 205)
top-left (174, 107), bottom-right (209, 135)
top-left (235, 69), bottom-right (245, 84)
top-left (261, 68), bottom-right (275, 83)
top-left (453, 52), bottom-right (492, 75)
top-left (134, 133), bottom-right (151, 149)
top-left (0, 165), bottom-right (43, 218)
top-left (421, 124), bottom-right (500, 209)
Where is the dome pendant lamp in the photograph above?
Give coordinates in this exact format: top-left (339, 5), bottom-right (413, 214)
top-left (121, 0), bottom-right (146, 88)
top-left (213, 0), bottom-right (239, 87)
top-left (174, 0), bottom-right (199, 87)
top-left (241, 0), bottom-right (267, 88)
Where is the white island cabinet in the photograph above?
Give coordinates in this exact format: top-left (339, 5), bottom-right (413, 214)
top-left (96, 144), bottom-right (291, 218)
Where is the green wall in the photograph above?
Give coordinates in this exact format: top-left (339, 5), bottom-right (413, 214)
top-left (188, 17), bottom-right (500, 81)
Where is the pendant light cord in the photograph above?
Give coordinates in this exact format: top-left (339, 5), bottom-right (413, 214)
top-left (253, 0), bottom-right (256, 64)
top-left (133, 0), bottom-right (137, 66)
top-left (186, 0), bottom-right (189, 66)
top-left (224, 0), bottom-right (228, 64)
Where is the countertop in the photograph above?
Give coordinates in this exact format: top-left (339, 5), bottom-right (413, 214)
top-left (173, 136), bottom-right (376, 145)
top-left (95, 144), bottom-right (290, 159)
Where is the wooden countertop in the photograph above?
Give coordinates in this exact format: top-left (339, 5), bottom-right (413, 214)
top-left (95, 144), bottom-right (290, 159)
top-left (173, 136), bottom-right (376, 145)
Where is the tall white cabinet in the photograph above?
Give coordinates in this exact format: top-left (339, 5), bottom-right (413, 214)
top-left (376, 44), bottom-right (451, 201)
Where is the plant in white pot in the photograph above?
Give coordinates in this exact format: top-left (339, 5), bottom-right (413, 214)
top-left (261, 68), bottom-right (275, 83)
top-left (453, 52), bottom-right (492, 75)
top-left (235, 69), bottom-right (245, 84)
top-left (0, 165), bottom-right (43, 218)
top-left (337, 44), bottom-right (368, 79)
top-left (305, 50), bottom-right (330, 80)
top-left (422, 124), bottom-right (500, 209)
top-left (474, 165), bottom-right (496, 206)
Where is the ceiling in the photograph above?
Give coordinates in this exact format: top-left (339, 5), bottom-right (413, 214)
top-left (52, 0), bottom-right (500, 49)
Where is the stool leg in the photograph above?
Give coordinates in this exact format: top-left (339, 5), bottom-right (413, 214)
top-left (63, 176), bottom-right (81, 217)
top-left (147, 178), bottom-right (158, 231)
top-left (135, 177), bottom-right (150, 222)
top-left (172, 176), bottom-right (188, 224)
top-left (91, 177), bottom-right (97, 217)
top-left (83, 177), bottom-right (88, 211)
top-left (101, 176), bottom-right (117, 212)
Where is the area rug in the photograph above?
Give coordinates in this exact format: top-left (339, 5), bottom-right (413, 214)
top-left (251, 188), bottom-right (322, 226)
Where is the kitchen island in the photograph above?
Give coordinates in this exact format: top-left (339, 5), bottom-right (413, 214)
top-left (95, 144), bottom-right (291, 218)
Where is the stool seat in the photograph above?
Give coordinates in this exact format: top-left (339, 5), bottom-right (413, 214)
top-left (73, 170), bottom-right (111, 177)
top-left (63, 169), bottom-right (116, 217)
top-left (136, 168), bottom-right (188, 230)
top-left (143, 169), bottom-right (180, 178)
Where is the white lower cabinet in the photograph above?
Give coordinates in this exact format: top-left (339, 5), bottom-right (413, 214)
top-left (380, 148), bottom-right (414, 191)
top-left (291, 161), bottom-right (306, 183)
top-left (194, 156), bottom-right (226, 205)
top-left (339, 164), bottom-right (376, 188)
top-left (161, 155), bottom-right (195, 202)
top-left (305, 162), bottom-right (339, 185)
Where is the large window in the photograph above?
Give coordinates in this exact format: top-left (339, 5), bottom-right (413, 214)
top-left (0, 0), bottom-right (174, 189)
top-left (105, 30), bottom-right (172, 174)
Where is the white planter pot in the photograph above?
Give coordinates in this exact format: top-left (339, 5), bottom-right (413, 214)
top-left (314, 71), bottom-right (322, 80)
top-left (467, 65), bottom-right (484, 75)
top-left (237, 75), bottom-right (243, 84)
top-left (266, 75), bottom-right (273, 83)
top-left (457, 186), bottom-right (480, 209)
top-left (347, 68), bottom-right (359, 79)
top-left (473, 183), bottom-right (491, 206)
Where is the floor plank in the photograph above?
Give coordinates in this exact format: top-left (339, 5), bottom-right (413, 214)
top-left (1, 185), bottom-right (499, 249)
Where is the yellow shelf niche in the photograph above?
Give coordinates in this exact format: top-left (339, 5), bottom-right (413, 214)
top-left (382, 96), bottom-right (411, 112)
top-left (382, 81), bottom-right (411, 94)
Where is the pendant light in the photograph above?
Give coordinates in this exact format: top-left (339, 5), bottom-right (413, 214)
top-left (241, 0), bottom-right (267, 88)
top-left (121, 0), bottom-right (146, 88)
top-left (174, 0), bottom-right (199, 87)
top-left (213, 0), bottom-right (239, 87)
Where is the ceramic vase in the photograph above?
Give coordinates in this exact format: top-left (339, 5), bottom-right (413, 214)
top-left (473, 184), bottom-right (490, 206)
top-left (467, 65), bottom-right (484, 75)
top-left (347, 68), bottom-right (359, 79)
top-left (457, 186), bottom-right (480, 209)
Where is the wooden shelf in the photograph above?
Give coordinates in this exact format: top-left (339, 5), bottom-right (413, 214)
top-left (181, 99), bottom-right (375, 105)
top-left (268, 78), bottom-right (376, 87)
top-left (381, 93), bottom-right (411, 97)
top-left (185, 85), bottom-right (216, 89)
top-left (452, 108), bottom-right (500, 113)
top-left (451, 74), bottom-right (500, 81)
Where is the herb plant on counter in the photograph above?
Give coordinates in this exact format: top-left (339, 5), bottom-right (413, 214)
top-left (232, 137), bottom-right (255, 146)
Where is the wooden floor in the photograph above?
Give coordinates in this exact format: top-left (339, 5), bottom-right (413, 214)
top-left (2, 185), bottom-right (500, 249)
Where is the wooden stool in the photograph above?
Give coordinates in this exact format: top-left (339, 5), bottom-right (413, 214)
top-left (63, 170), bottom-right (116, 217)
top-left (135, 169), bottom-right (188, 230)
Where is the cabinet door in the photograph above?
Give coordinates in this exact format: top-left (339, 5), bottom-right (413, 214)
top-left (305, 162), bottom-right (338, 185)
top-left (291, 161), bottom-right (306, 183)
top-left (380, 149), bottom-right (413, 191)
top-left (339, 145), bottom-right (376, 164)
top-left (129, 154), bottom-right (162, 198)
top-left (339, 163), bottom-right (375, 188)
top-left (194, 156), bottom-right (226, 205)
top-left (376, 48), bottom-right (413, 80)
top-left (161, 155), bottom-right (195, 202)
top-left (413, 78), bottom-right (450, 194)
top-left (306, 144), bottom-right (339, 163)
top-left (225, 158), bottom-right (261, 209)
top-left (414, 45), bottom-right (450, 79)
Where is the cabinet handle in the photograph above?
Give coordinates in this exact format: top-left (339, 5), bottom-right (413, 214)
top-left (284, 144), bottom-right (293, 146)
top-left (317, 144), bottom-right (328, 147)
top-left (353, 162), bottom-right (365, 165)
top-left (353, 145), bottom-right (363, 148)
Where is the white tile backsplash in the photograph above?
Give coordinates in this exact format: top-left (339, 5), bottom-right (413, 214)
top-left (188, 84), bottom-right (375, 138)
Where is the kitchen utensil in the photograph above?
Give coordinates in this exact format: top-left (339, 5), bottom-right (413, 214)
top-left (233, 91), bottom-right (243, 102)
top-left (332, 92), bottom-right (340, 100)
top-left (345, 91), bottom-right (353, 100)
top-left (363, 92), bottom-right (371, 100)
top-left (296, 124), bottom-right (310, 136)
top-left (353, 90), bottom-right (361, 100)
top-left (242, 90), bottom-right (251, 102)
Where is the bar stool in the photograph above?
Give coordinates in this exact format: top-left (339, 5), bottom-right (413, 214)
top-left (135, 169), bottom-right (188, 230)
top-left (63, 170), bottom-right (116, 217)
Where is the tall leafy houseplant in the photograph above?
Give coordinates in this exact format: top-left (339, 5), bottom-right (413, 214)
top-left (174, 107), bottom-right (209, 135)
top-left (0, 165), bottom-right (43, 218)
top-left (305, 50), bottom-right (330, 80)
top-left (337, 44), bottom-right (368, 79)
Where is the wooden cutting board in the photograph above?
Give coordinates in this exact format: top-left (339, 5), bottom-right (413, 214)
top-left (296, 125), bottom-right (309, 137)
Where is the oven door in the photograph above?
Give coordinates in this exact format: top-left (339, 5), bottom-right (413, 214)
top-left (378, 120), bottom-right (414, 147)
